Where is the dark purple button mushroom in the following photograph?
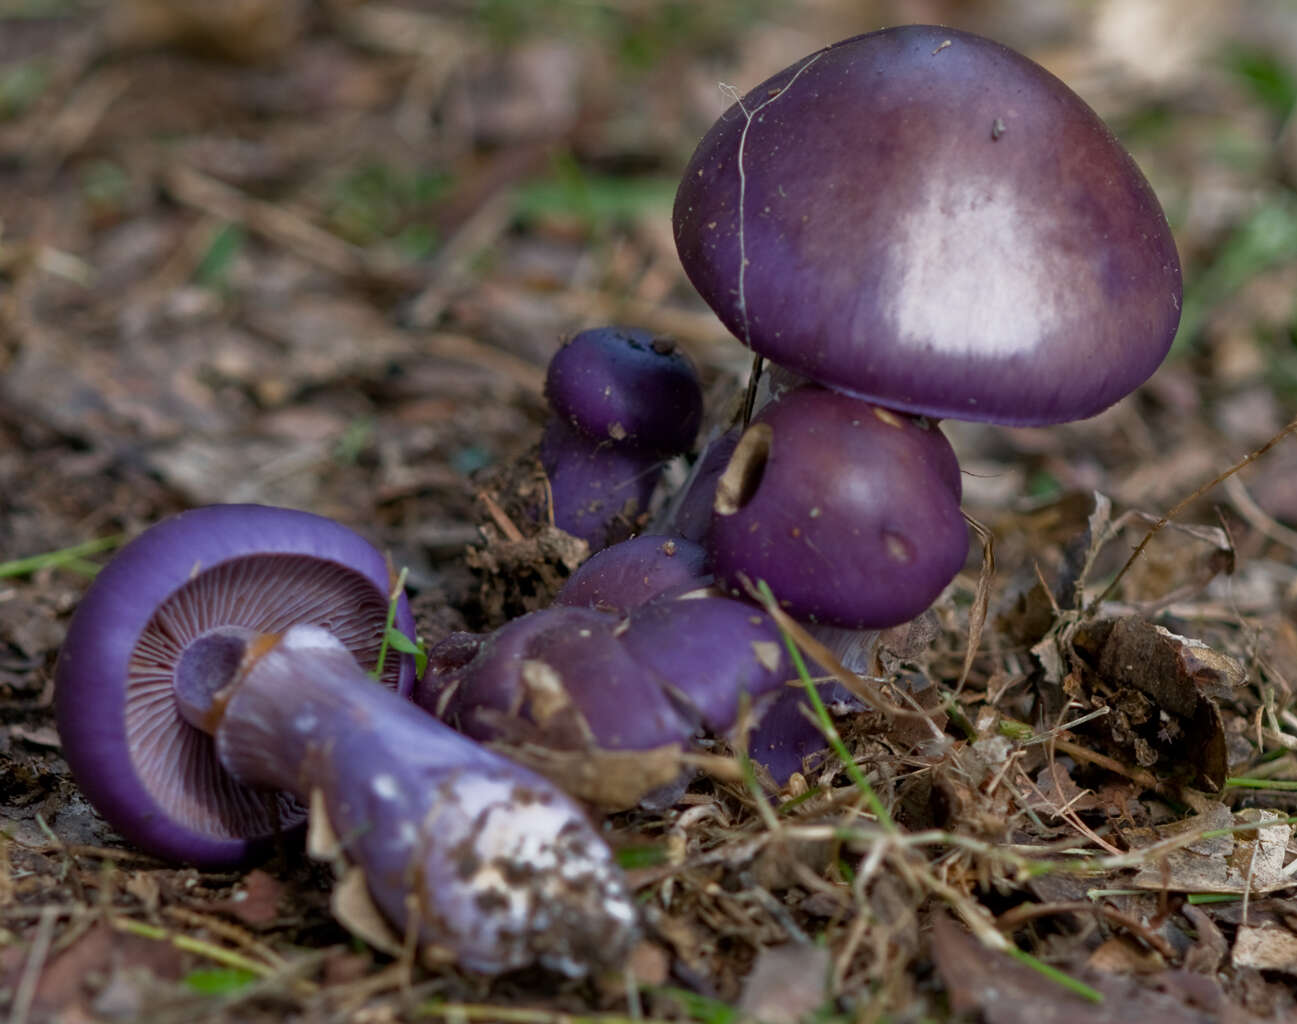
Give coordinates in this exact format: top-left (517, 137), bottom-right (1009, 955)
top-left (539, 326), bottom-right (704, 551)
top-left (55, 505), bottom-right (634, 976)
top-left (539, 417), bottom-right (662, 552)
top-left (553, 533), bottom-right (709, 613)
top-left (673, 25), bottom-right (1182, 426)
top-left (547, 326), bottom-right (703, 454)
top-left (744, 678), bottom-right (867, 784)
top-left (708, 386), bottom-right (968, 629)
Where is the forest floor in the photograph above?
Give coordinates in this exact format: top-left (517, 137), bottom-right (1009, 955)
top-left (6, 1), bottom-right (1297, 1021)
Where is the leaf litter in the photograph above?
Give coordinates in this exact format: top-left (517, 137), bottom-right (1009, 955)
top-left (6, 0), bottom-right (1297, 1021)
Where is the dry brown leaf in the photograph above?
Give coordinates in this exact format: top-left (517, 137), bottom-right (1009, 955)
top-left (737, 944), bottom-right (831, 1024)
top-left (1070, 616), bottom-right (1244, 790)
top-left (331, 866), bottom-right (403, 958)
top-left (1128, 805), bottom-right (1292, 894)
top-left (1232, 922), bottom-right (1297, 974)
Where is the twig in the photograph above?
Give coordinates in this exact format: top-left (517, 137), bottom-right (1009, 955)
top-left (1224, 474), bottom-right (1297, 555)
top-left (1088, 417), bottom-right (1297, 613)
top-left (1051, 737), bottom-right (1161, 790)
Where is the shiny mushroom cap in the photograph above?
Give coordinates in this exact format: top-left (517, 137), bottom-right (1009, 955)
top-left (674, 25), bottom-right (1182, 425)
top-left (708, 386), bottom-right (968, 629)
top-left (546, 326), bottom-right (703, 453)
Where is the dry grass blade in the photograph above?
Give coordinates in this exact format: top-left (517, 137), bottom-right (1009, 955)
top-left (9, 905), bottom-right (57, 1024)
top-left (956, 511), bottom-right (994, 692)
top-left (1224, 474), bottom-right (1297, 555)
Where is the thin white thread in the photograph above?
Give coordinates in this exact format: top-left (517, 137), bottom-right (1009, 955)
top-left (719, 49), bottom-right (826, 347)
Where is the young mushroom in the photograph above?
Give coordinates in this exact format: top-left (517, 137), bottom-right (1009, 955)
top-left (547, 325), bottom-right (703, 455)
top-left (708, 385), bottom-right (967, 628)
top-left (55, 504), bottom-right (635, 976)
top-left (540, 326), bottom-right (704, 550)
top-left (553, 533), bottom-right (710, 614)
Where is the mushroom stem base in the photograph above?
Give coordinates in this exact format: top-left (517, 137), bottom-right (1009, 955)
top-left (212, 624), bottom-right (636, 976)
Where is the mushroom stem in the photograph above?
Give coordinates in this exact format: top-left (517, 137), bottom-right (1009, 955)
top-left (191, 624), bottom-right (636, 976)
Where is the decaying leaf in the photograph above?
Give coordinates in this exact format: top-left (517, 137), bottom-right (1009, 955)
top-left (1113, 512), bottom-right (1234, 605)
top-left (1070, 617), bottom-right (1245, 790)
top-left (932, 914), bottom-right (1220, 1024)
top-left (306, 786), bottom-right (342, 862)
top-left (1232, 922), bottom-right (1297, 975)
top-left (1087, 935), bottom-right (1166, 975)
top-left (209, 869), bottom-right (284, 927)
top-left (331, 866), bottom-right (404, 958)
top-left (737, 944), bottom-right (831, 1024)
top-left (1089, 617), bottom-right (1247, 711)
top-left (1128, 804), bottom-right (1292, 894)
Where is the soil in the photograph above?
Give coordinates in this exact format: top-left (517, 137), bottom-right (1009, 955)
top-left (5, 1), bottom-right (1297, 1021)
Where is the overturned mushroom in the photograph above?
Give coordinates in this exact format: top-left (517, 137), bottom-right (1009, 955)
top-left (55, 504), bottom-right (635, 976)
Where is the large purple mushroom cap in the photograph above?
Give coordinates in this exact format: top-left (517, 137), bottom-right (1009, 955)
top-left (708, 387), bottom-right (968, 629)
top-left (546, 326), bottom-right (703, 454)
top-left (673, 25), bottom-right (1182, 425)
top-left (54, 504), bottom-right (417, 868)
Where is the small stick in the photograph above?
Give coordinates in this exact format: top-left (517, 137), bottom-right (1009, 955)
top-left (1088, 417), bottom-right (1297, 613)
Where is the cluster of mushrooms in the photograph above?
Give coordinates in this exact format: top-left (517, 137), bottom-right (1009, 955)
top-left (53, 27), bottom-right (1181, 978)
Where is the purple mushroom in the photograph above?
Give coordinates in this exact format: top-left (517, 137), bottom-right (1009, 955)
top-left (540, 326), bottom-right (704, 550)
top-left (424, 604), bottom-right (697, 752)
top-left (547, 326), bottom-right (703, 454)
top-left (55, 505), bottom-right (635, 976)
top-left (553, 533), bottom-right (710, 613)
top-left (673, 25), bottom-right (1182, 427)
top-left (418, 592), bottom-right (789, 774)
top-left (617, 594), bottom-right (787, 734)
top-left (745, 681), bottom-right (863, 784)
top-left (538, 417), bottom-right (663, 553)
top-left (666, 25), bottom-right (1183, 781)
top-left (709, 386), bottom-right (967, 629)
